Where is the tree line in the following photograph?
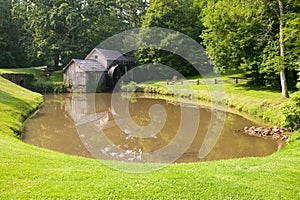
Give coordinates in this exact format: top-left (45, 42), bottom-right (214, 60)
top-left (0, 0), bottom-right (299, 96)
top-left (0, 0), bottom-right (149, 68)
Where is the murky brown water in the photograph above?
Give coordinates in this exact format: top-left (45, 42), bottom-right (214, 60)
top-left (23, 93), bottom-right (284, 163)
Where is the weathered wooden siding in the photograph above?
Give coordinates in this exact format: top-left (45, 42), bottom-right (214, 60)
top-left (64, 61), bottom-right (107, 92)
top-left (85, 49), bottom-right (108, 68)
top-left (65, 94), bottom-right (112, 130)
top-left (64, 62), bottom-right (87, 91)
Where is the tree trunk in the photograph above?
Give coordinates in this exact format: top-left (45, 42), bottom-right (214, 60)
top-left (278, 0), bottom-right (289, 98)
top-left (54, 53), bottom-right (60, 69)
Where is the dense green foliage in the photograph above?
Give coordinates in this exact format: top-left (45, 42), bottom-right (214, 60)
top-left (0, 0), bottom-right (27, 67)
top-left (121, 81), bottom-right (138, 92)
top-left (201, 0), bottom-right (299, 90)
top-left (134, 0), bottom-right (299, 92)
top-left (280, 73), bottom-right (300, 130)
top-left (1, 74), bottom-right (300, 199)
top-left (135, 0), bottom-right (203, 76)
top-left (283, 0), bottom-right (300, 73)
top-left (280, 91), bottom-right (300, 130)
top-left (1, 0), bottom-right (299, 93)
top-left (30, 78), bottom-right (66, 93)
top-left (1, 0), bottom-right (149, 68)
top-left (201, 1), bottom-right (271, 75)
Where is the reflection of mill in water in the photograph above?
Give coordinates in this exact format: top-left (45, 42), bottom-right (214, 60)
top-left (65, 94), bottom-right (146, 162)
top-left (23, 93), bottom-right (283, 164)
top-left (62, 93), bottom-right (283, 164)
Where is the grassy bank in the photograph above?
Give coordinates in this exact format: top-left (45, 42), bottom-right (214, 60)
top-left (137, 75), bottom-right (290, 126)
top-left (0, 76), bottom-right (300, 199)
top-left (0, 68), bottom-right (65, 93)
top-left (0, 76), bottom-right (43, 137)
top-left (0, 67), bottom-right (43, 76)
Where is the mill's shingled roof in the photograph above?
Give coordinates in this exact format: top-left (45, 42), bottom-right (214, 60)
top-left (94, 48), bottom-right (128, 61)
top-left (63, 59), bottom-right (107, 72)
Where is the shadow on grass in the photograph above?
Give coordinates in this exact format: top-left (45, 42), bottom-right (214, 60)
top-left (0, 91), bottom-right (32, 117)
top-left (232, 83), bottom-right (282, 93)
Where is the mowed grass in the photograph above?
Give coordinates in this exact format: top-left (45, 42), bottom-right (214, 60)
top-left (0, 67), bottom-right (44, 76)
top-left (0, 75), bottom-right (300, 199)
top-left (0, 67), bottom-right (64, 84)
top-left (0, 77), bottom-right (43, 137)
top-left (140, 75), bottom-right (288, 126)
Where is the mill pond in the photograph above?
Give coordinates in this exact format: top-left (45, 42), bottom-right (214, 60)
top-left (23, 93), bottom-right (285, 163)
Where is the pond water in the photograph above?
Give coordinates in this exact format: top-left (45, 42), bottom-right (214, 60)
top-left (23, 93), bottom-right (284, 163)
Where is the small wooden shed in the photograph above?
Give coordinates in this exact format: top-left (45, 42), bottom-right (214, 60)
top-left (63, 59), bottom-right (107, 92)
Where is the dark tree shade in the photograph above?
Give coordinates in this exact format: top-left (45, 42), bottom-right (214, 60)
top-left (0, 0), bottom-right (28, 67)
top-left (136, 0), bottom-right (203, 76)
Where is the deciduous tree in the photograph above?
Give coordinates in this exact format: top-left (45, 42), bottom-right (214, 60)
top-left (136, 0), bottom-right (203, 76)
top-left (200, 0), bottom-right (299, 91)
top-left (0, 0), bottom-right (27, 67)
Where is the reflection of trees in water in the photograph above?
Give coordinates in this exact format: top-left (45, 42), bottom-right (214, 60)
top-left (34, 93), bottom-right (282, 163)
top-left (68, 94), bottom-right (187, 161)
top-left (24, 94), bottom-right (93, 158)
top-left (197, 109), bottom-right (281, 161)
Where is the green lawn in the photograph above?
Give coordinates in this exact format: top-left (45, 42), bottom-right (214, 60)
top-left (0, 67), bottom-right (44, 76)
top-left (0, 75), bottom-right (299, 199)
top-left (0, 67), bottom-right (65, 93)
top-left (0, 67), bottom-right (63, 83)
top-left (139, 75), bottom-right (289, 126)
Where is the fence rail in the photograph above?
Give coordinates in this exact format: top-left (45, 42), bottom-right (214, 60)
top-left (166, 77), bottom-right (249, 85)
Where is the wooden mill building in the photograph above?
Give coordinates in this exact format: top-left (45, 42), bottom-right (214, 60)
top-left (63, 48), bottom-right (134, 92)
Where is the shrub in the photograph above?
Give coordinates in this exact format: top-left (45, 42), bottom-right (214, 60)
top-left (280, 91), bottom-right (300, 130)
top-left (121, 81), bottom-right (137, 92)
top-left (30, 78), bottom-right (66, 93)
top-left (53, 82), bottom-right (66, 93)
top-left (31, 78), bottom-right (54, 93)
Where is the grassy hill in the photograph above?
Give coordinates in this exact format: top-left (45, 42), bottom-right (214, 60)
top-left (0, 75), bottom-right (299, 199)
top-left (0, 68), bottom-right (64, 93)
